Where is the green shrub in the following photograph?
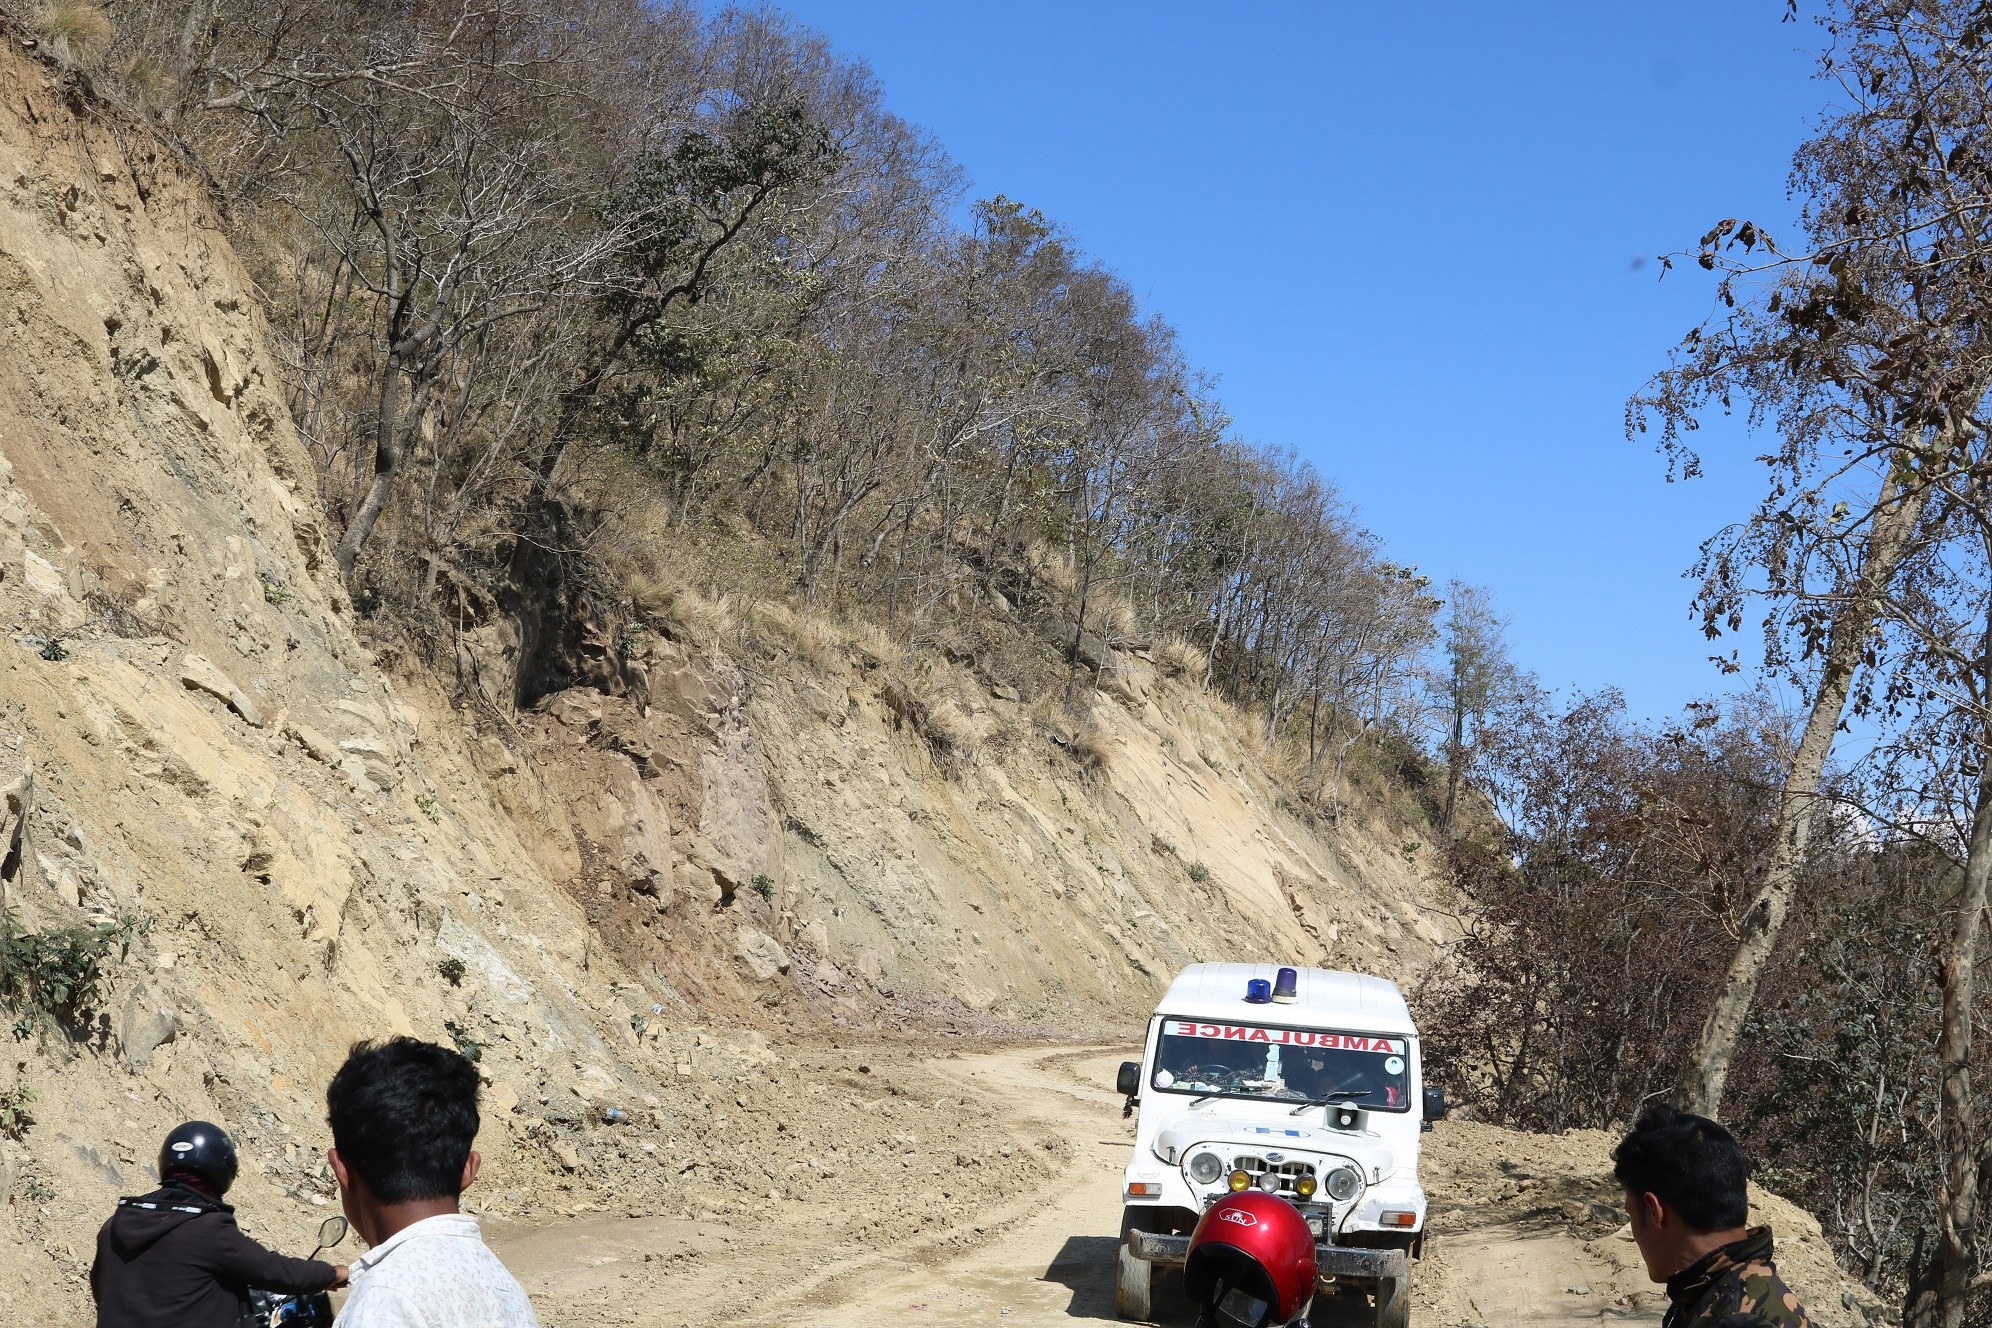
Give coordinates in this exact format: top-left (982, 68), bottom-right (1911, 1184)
top-left (1187, 861), bottom-right (1211, 884)
top-left (1, 910), bottom-right (146, 1038)
top-left (415, 792), bottom-right (441, 823)
top-left (751, 873), bottom-right (774, 900)
top-left (0, 1062), bottom-right (34, 1138)
top-left (443, 1018), bottom-right (482, 1063)
top-left (437, 957), bottom-right (466, 986)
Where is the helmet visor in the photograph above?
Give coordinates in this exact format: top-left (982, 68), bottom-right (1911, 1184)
top-left (1215, 1284), bottom-right (1272, 1327)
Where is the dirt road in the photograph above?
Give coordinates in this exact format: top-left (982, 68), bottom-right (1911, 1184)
top-left (486, 1044), bottom-right (1729, 1327)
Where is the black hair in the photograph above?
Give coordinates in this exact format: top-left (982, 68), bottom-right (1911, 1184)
top-left (327, 1037), bottom-right (480, 1204)
top-left (1613, 1101), bottom-right (1749, 1233)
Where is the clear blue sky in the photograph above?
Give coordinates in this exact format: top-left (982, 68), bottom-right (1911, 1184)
top-left (766, 1), bottom-right (1825, 722)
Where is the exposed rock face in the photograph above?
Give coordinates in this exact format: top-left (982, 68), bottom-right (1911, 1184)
top-left (0, 43), bottom-right (681, 1308)
top-left (696, 713), bottom-right (779, 898)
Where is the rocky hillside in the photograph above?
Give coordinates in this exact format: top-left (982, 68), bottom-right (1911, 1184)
top-left (0, 39), bottom-right (1458, 1323)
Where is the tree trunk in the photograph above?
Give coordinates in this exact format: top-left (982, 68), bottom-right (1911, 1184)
top-left (336, 342), bottom-right (410, 582)
top-left (1912, 641), bottom-right (1992, 1328)
top-left (1678, 462), bottom-right (1930, 1116)
top-left (1442, 667), bottom-right (1467, 838)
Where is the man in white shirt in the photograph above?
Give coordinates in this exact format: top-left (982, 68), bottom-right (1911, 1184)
top-left (325, 1037), bottom-right (540, 1328)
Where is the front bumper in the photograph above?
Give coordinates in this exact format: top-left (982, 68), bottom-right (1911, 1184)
top-left (1125, 1231), bottom-right (1410, 1286)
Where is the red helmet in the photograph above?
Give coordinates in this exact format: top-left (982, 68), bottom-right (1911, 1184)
top-left (1183, 1191), bottom-right (1318, 1327)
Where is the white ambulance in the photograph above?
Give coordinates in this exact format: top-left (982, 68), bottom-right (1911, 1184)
top-left (1112, 963), bottom-right (1445, 1327)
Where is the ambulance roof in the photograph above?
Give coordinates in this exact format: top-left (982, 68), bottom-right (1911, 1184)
top-left (1152, 963), bottom-right (1416, 1035)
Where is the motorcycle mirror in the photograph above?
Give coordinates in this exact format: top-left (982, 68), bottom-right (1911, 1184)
top-left (316, 1215), bottom-right (350, 1251)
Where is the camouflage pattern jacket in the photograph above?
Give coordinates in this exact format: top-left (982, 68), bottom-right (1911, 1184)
top-left (1663, 1228), bottom-right (1812, 1328)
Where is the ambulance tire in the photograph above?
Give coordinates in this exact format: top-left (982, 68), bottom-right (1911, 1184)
top-left (1115, 1241), bottom-right (1153, 1320)
top-left (1115, 1209), bottom-right (1156, 1321)
top-left (1373, 1269), bottom-right (1410, 1328)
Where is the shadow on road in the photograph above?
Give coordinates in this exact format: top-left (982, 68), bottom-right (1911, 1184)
top-left (1042, 1237), bottom-right (1196, 1324)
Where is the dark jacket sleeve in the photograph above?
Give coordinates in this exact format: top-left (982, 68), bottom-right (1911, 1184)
top-left (89, 1219), bottom-right (107, 1306)
top-left (203, 1215), bottom-right (338, 1293)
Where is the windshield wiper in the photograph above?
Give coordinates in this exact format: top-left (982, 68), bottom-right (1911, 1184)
top-left (1290, 1089), bottom-right (1371, 1116)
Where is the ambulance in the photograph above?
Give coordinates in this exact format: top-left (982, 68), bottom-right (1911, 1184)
top-left (1112, 963), bottom-right (1445, 1327)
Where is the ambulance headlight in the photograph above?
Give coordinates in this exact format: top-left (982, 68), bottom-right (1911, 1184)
top-left (1325, 1165), bottom-right (1362, 1202)
top-left (1187, 1151), bottom-right (1225, 1185)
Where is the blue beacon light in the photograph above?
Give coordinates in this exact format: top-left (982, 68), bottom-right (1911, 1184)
top-left (1244, 978), bottom-right (1272, 1004)
top-left (1272, 967), bottom-right (1298, 1003)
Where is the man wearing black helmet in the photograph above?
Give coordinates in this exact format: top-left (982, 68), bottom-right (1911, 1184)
top-left (89, 1120), bottom-right (347, 1328)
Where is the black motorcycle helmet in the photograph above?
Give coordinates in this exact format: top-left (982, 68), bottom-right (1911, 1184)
top-left (158, 1121), bottom-right (238, 1197)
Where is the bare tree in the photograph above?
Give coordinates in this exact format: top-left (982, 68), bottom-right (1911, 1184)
top-left (1632, 0), bottom-right (1992, 1118)
top-left (1436, 582), bottom-right (1514, 837)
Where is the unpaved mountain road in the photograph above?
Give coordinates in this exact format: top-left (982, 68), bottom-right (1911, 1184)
top-left (485, 1044), bottom-right (1763, 1328)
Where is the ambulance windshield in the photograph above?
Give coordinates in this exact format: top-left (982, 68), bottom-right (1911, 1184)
top-left (1150, 1018), bottom-right (1410, 1111)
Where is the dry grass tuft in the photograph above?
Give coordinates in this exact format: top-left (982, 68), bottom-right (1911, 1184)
top-left (1158, 637), bottom-right (1209, 681)
top-left (791, 613), bottom-right (843, 673)
top-left (746, 600), bottom-right (845, 673)
top-left (919, 698), bottom-right (976, 756)
top-left (851, 621), bottom-right (905, 672)
top-left (37, 2), bottom-right (113, 66)
top-left (1072, 722), bottom-right (1120, 774)
top-left (1097, 596), bottom-right (1140, 642)
top-left (661, 586), bottom-right (734, 642)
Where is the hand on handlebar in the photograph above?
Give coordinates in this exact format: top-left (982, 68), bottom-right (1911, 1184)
top-left (330, 1265), bottom-right (350, 1289)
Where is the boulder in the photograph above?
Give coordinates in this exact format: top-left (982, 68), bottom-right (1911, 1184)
top-left (658, 666), bottom-right (713, 718)
top-left (121, 994), bottom-right (177, 1073)
top-left (695, 718), bottom-right (778, 896)
top-left (734, 927), bottom-right (791, 982)
top-left (179, 653), bottom-right (261, 727)
top-left (542, 689), bottom-right (602, 731)
top-left (572, 761), bottom-right (673, 904)
top-left (284, 721), bottom-right (337, 764)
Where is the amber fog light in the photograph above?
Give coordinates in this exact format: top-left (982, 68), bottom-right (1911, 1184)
top-left (1294, 1174), bottom-right (1318, 1200)
top-left (1227, 1170), bottom-right (1252, 1193)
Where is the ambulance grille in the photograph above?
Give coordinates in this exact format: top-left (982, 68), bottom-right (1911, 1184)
top-left (1230, 1154), bottom-right (1318, 1196)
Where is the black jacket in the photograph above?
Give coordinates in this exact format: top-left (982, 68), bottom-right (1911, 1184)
top-left (89, 1184), bottom-right (337, 1328)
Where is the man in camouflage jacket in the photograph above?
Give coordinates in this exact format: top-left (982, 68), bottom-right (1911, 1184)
top-left (1661, 1226), bottom-right (1811, 1328)
top-left (1614, 1104), bottom-right (1814, 1328)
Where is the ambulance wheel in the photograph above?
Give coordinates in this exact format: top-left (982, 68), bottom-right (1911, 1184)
top-left (1114, 1241), bottom-right (1154, 1320)
top-left (1373, 1270), bottom-right (1410, 1328)
top-left (1115, 1208), bottom-right (1156, 1320)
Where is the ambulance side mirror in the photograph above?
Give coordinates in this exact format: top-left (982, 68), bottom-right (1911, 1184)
top-left (1423, 1086), bottom-right (1448, 1122)
top-left (1116, 1062), bottom-right (1141, 1097)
